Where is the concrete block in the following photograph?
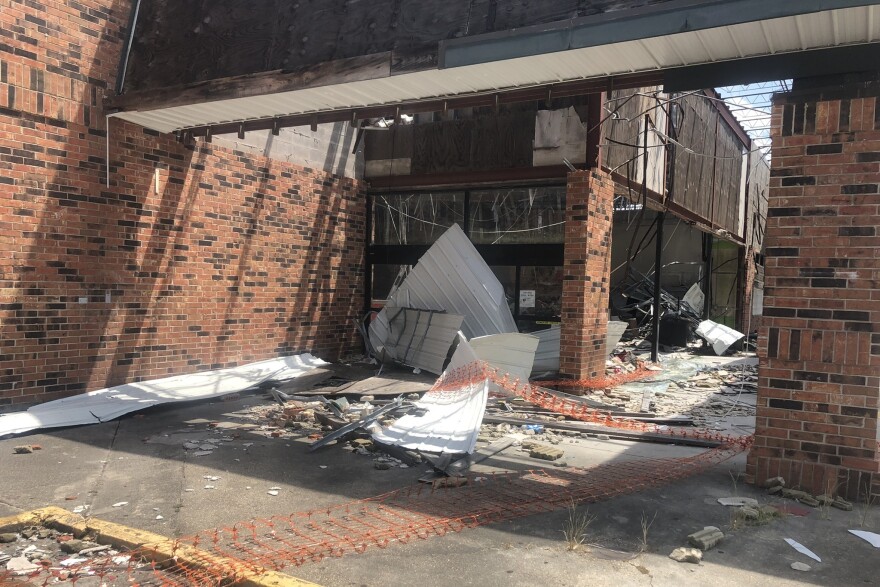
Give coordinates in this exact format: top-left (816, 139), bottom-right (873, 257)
top-left (529, 444), bottom-right (564, 461)
top-left (688, 526), bottom-right (724, 550)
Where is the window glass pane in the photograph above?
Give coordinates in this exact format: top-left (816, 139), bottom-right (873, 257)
top-left (372, 192), bottom-right (465, 244)
top-left (371, 264), bottom-right (408, 302)
top-left (489, 266), bottom-right (516, 316)
top-left (519, 266), bottom-right (563, 317)
top-left (469, 186), bottom-right (565, 244)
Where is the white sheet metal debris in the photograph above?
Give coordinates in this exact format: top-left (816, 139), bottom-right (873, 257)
top-left (531, 321), bottom-right (627, 373)
top-left (370, 224), bottom-right (517, 354)
top-left (696, 320), bottom-right (746, 355)
top-left (607, 320), bottom-right (628, 350)
top-left (784, 538), bottom-right (821, 562)
top-left (372, 335), bottom-right (488, 454)
top-left (848, 530), bottom-right (880, 548)
top-left (383, 308), bottom-right (464, 374)
top-left (0, 354), bottom-right (327, 437)
top-left (531, 325), bottom-right (561, 373)
top-left (470, 333), bottom-right (539, 384)
top-left (682, 283), bottom-right (705, 315)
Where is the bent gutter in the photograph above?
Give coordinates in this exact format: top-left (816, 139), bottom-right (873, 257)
top-left (439, 0), bottom-right (878, 68)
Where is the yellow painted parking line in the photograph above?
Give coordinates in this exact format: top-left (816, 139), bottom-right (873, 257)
top-left (0, 506), bottom-right (321, 587)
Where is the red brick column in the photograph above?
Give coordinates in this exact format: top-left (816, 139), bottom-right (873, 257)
top-left (560, 170), bottom-right (613, 380)
top-left (747, 76), bottom-right (880, 500)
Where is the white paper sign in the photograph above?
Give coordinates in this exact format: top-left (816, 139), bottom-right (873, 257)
top-left (519, 290), bottom-right (535, 309)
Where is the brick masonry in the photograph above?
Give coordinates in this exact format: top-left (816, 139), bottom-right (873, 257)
top-left (746, 75), bottom-right (880, 500)
top-left (560, 169), bottom-right (612, 380)
top-left (0, 1), bottom-right (365, 408)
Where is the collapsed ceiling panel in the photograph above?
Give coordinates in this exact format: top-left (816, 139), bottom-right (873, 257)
top-left (369, 223), bottom-right (517, 348)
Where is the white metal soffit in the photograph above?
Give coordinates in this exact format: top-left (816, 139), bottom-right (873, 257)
top-left (369, 223), bottom-right (517, 347)
top-left (0, 354), bottom-right (328, 437)
top-left (115, 5), bottom-right (880, 134)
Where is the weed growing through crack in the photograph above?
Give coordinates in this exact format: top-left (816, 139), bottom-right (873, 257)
top-left (858, 483), bottom-right (876, 528)
top-left (639, 511), bottom-right (657, 552)
top-left (729, 469), bottom-right (742, 497)
top-left (562, 500), bottom-right (595, 551)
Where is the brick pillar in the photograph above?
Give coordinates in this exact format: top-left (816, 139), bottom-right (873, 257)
top-left (560, 169), bottom-right (613, 380)
top-left (747, 76), bottom-right (880, 500)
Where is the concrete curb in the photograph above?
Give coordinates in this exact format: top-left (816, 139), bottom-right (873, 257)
top-left (0, 506), bottom-right (320, 587)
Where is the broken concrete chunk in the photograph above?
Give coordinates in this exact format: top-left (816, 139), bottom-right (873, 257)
top-left (832, 497), bottom-right (853, 511)
top-left (60, 539), bottom-right (99, 554)
top-left (688, 526), bottom-right (724, 550)
top-left (350, 438), bottom-right (374, 451)
top-left (781, 488), bottom-right (820, 507)
top-left (791, 562), bottom-right (811, 572)
top-left (12, 445), bottom-right (33, 454)
top-left (767, 485), bottom-right (783, 495)
top-left (374, 462), bottom-right (392, 470)
top-left (717, 497), bottom-right (759, 507)
top-left (529, 444), bottom-right (564, 461)
top-left (0, 533), bottom-right (17, 543)
top-left (669, 547), bottom-right (702, 564)
top-left (762, 476), bottom-right (785, 489)
top-left (6, 556), bottom-right (40, 575)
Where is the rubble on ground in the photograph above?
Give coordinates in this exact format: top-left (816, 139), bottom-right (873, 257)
top-left (0, 527), bottom-right (155, 584)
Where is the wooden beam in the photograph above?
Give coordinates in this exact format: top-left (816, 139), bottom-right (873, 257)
top-left (106, 52), bottom-right (393, 112)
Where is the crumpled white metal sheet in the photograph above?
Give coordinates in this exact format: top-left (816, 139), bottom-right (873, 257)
top-left (372, 334), bottom-right (488, 454)
top-left (370, 224), bottom-right (517, 353)
top-left (696, 320), bottom-right (745, 355)
top-left (0, 354), bottom-right (327, 437)
top-left (470, 333), bottom-right (539, 384)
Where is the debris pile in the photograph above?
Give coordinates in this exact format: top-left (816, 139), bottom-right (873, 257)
top-left (0, 526), bottom-right (153, 584)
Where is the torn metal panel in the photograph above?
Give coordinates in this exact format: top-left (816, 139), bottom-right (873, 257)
top-left (531, 321), bottom-right (625, 373)
top-left (696, 320), bottom-right (745, 355)
top-left (470, 333), bottom-right (539, 384)
top-left (372, 336), bottom-right (488, 455)
top-left (369, 224), bottom-right (517, 351)
top-left (0, 354), bottom-right (328, 438)
top-left (531, 325), bottom-right (561, 373)
top-left (607, 320), bottom-right (628, 350)
top-left (383, 307), bottom-right (464, 375)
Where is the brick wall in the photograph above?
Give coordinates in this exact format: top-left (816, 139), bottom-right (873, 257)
top-left (746, 76), bottom-right (880, 500)
top-left (560, 169), bottom-right (613, 380)
top-left (0, 0), bottom-right (365, 408)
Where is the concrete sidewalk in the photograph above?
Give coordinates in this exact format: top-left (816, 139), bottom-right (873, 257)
top-left (1, 389), bottom-right (877, 586)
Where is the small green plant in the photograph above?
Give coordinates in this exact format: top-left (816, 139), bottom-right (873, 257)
top-left (639, 511), bottom-right (657, 552)
top-left (562, 500), bottom-right (595, 551)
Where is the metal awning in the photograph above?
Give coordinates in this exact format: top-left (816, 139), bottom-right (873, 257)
top-left (112, 1), bottom-right (880, 134)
